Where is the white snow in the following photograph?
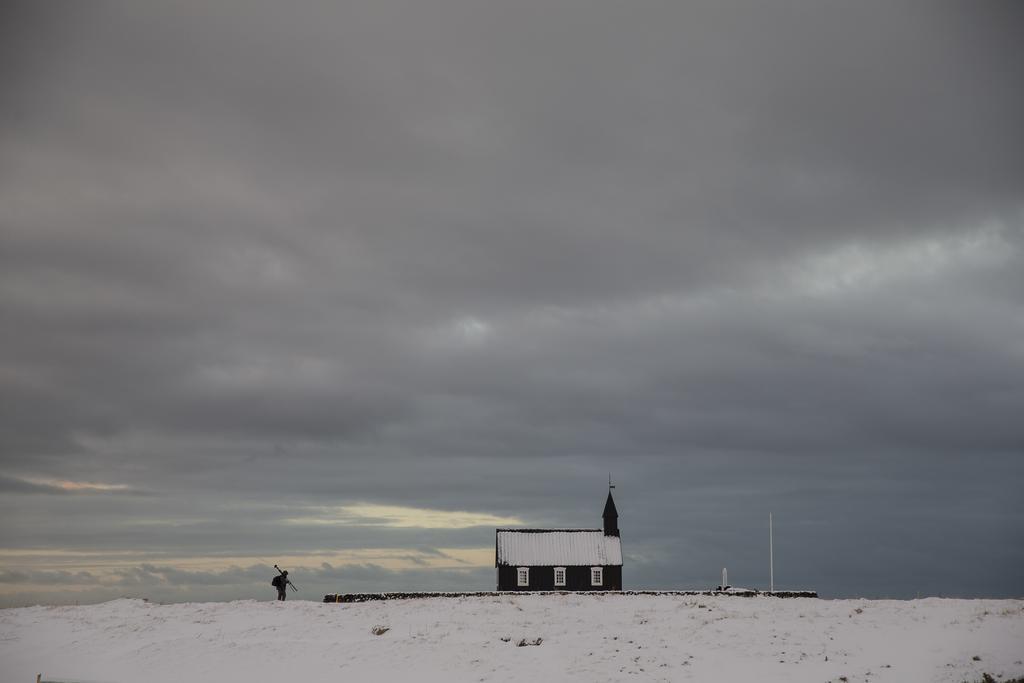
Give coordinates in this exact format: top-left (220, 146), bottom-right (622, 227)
top-left (496, 529), bottom-right (623, 566)
top-left (2, 595), bottom-right (1022, 683)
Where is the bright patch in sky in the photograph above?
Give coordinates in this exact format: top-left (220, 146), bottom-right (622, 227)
top-left (455, 316), bottom-right (491, 342)
top-left (25, 478), bottom-right (131, 492)
top-left (790, 225), bottom-right (1012, 296)
top-left (287, 503), bottom-right (522, 529)
top-left (423, 315), bottom-right (494, 349)
top-left (0, 547), bottom-right (497, 602)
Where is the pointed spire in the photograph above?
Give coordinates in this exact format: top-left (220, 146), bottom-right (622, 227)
top-left (603, 490), bottom-right (618, 518)
top-left (603, 484), bottom-right (619, 536)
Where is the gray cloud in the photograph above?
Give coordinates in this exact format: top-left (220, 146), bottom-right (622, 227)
top-left (0, 560), bottom-right (494, 607)
top-left (0, 569), bottom-right (99, 585)
top-left (0, 474), bottom-right (146, 496)
top-left (0, 475), bottom-right (67, 495)
top-left (1, 0), bottom-right (1022, 605)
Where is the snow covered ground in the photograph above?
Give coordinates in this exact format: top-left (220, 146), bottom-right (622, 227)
top-left (2, 595), bottom-right (1021, 683)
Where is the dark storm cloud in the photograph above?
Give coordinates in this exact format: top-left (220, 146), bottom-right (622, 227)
top-left (1, 0), bottom-right (1022, 604)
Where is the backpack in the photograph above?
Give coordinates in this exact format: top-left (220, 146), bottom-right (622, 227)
top-left (271, 575), bottom-right (282, 588)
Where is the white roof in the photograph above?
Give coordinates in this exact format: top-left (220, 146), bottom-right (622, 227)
top-left (496, 529), bottom-right (622, 567)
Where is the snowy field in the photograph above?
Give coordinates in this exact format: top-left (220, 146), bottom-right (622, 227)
top-left (2, 595), bottom-right (1022, 683)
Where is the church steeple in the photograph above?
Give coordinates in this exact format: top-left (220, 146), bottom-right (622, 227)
top-left (603, 479), bottom-right (619, 537)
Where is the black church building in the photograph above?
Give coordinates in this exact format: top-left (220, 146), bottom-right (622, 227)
top-left (495, 490), bottom-right (622, 591)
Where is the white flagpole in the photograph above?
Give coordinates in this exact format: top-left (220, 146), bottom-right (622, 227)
top-left (769, 512), bottom-right (774, 594)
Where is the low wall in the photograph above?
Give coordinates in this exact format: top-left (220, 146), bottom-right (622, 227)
top-left (323, 589), bottom-right (817, 603)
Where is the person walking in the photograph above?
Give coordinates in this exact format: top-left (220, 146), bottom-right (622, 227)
top-left (272, 568), bottom-right (294, 601)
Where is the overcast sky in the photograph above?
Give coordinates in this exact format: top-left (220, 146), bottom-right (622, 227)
top-left (1, 1), bottom-right (1022, 606)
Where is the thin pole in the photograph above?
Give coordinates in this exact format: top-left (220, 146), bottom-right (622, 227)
top-left (769, 512), bottom-right (774, 594)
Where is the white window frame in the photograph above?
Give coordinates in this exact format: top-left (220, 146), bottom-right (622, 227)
top-left (517, 567), bottom-right (529, 587)
top-left (553, 567), bottom-right (566, 587)
top-left (590, 566), bottom-right (603, 587)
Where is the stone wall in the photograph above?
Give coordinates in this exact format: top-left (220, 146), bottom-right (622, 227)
top-left (323, 589), bottom-right (818, 603)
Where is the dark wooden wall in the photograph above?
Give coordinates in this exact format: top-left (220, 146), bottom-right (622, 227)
top-left (497, 565), bottom-right (622, 591)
